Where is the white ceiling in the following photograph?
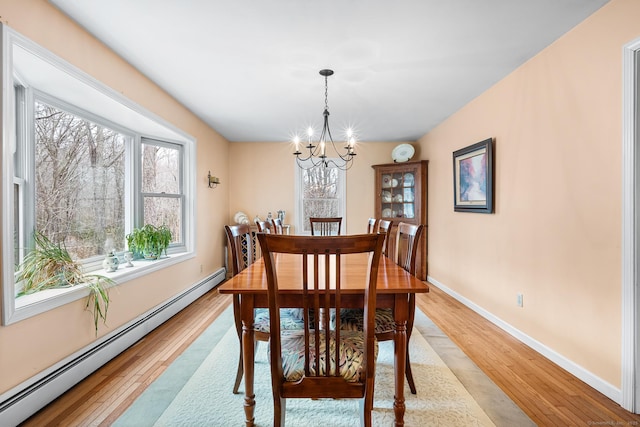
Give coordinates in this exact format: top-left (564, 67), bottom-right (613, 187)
top-left (50, 0), bottom-right (609, 143)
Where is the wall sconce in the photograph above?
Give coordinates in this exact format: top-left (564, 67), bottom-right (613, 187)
top-left (208, 171), bottom-right (220, 188)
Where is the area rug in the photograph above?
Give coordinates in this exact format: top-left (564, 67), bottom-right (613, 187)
top-left (115, 306), bottom-right (534, 426)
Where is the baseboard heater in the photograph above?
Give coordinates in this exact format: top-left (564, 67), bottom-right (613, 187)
top-left (0, 267), bottom-right (226, 427)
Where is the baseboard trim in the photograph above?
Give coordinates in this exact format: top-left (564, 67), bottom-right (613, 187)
top-left (0, 267), bottom-right (226, 427)
top-left (427, 275), bottom-right (621, 404)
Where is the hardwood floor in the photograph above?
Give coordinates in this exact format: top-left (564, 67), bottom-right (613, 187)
top-left (20, 285), bottom-right (640, 426)
top-left (20, 289), bottom-right (231, 427)
top-left (417, 286), bottom-right (640, 426)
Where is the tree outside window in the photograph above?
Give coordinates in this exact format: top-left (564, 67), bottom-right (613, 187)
top-left (13, 99), bottom-right (186, 297)
top-left (141, 140), bottom-right (182, 244)
top-left (34, 101), bottom-right (126, 260)
top-left (296, 161), bottom-right (346, 234)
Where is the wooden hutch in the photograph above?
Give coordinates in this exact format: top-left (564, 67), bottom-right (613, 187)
top-left (372, 160), bottom-right (428, 280)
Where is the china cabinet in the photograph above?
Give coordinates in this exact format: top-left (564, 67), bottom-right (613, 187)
top-left (373, 160), bottom-right (428, 280)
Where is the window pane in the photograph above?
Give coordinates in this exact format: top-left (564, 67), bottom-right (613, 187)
top-left (300, 166), bottom-right (341, 233)
top-left (142, 143), bottom-right (180, 194)
top-left (302, 200), bottom-right (340, 232)
top-left (303, 167), bottom-right (338, 198)
top-left (143, 196), bottom-right (181, 243)
top-left (34, 101), bottom-right (126, 259)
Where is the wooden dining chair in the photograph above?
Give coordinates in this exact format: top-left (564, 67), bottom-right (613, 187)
top-left (392, 222), bottom-right (424, 394)
top-left (367, 217), bottom-right (378, 234)
top-left (224, 224), bottom-right (303, 394)
top-left (271, 217), bottom-right (284, 234)
top-left (255, 219), bottom-right (273, 233)
top-left (224, 224), bottom-right (256, 393)
top-left (377, 219), bottom-right (393, 257)
top-left (340, 221), bottom-right (423, 395)
top-left (309, 217), bottom-right (342, 236)
top-left (257, 233), bottom-right (385, 427)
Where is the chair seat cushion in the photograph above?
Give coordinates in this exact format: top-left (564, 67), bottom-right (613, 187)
top-left (277, 330), bottom-right (378, 382)
top-left (254, 308), bottom-right (305, 333)
top-left (339, 308), bottom-right (395, 334)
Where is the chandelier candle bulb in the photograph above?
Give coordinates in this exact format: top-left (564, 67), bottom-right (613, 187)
top-left (307, 127), bottom-right (314, 149)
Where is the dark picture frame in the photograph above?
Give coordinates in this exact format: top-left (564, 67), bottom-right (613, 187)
top-left (453, 138), bottom-right (494, 213)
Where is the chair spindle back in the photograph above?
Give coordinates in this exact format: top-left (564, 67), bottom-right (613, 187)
top-left (309, 217), bottom-right (342, 236)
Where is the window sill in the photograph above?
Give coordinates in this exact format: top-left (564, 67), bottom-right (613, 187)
top-left (10, 251), bottom-right (194, 324)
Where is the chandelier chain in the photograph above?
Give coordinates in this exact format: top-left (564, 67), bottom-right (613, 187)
top-left (325, 74), bottom-right (329, 110)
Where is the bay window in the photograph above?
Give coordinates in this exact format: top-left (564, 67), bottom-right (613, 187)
top-left (2, 25), bottom-right (195, 325)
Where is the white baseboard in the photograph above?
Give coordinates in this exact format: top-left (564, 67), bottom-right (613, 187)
top-left (0, 267), bottom-right (227, 427)
top-left (427, 275), bottom-right (621, 404)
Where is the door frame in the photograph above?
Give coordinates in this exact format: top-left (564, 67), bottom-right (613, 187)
top-left (621, 36), bottom-right (640, 412)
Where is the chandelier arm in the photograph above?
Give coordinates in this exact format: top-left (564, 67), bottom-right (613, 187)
top-left (325, 126), bottom-right (352, 162)
top-left (296, 157), bottom-right (352, 171)
top-left (296, 154), bottom-right (324, 169)
top-left (323, 158), bottom-right (353, 171)
top-left (295, 149), bottom-right (323, 163)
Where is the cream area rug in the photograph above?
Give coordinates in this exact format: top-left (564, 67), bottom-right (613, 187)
top-left (115, 306), bottom-right (534, 426)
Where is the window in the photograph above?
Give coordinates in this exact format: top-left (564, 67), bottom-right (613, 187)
top-left (141, 139), bottom-right (183, 244)
top-left (31, 98), bottom-right (127, 259)
top-left (2, 25), bottom-right (196, 324)
top-left (295, 160), bottom-right (346, 234)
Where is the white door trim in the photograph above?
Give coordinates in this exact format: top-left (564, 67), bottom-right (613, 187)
top-left (621, 36), bottom-right (640, 412)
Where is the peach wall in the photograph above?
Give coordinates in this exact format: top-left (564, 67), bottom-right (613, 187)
top-left (228, 140), bottom-right (405, 235)
top-left (0, 0), bottom-right (230, 393)
top-left (419, 0), bottom-right (638, 388)
top-left (1, 0), bottom-right (628, 405)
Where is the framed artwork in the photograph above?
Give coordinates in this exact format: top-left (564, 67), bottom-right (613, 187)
top-left (453, 138), bottom-right (494, 213)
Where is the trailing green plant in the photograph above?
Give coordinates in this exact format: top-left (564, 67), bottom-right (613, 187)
top-left (125, 224), bottom-right (172, 260)
top-left (17, 231), bottom-right (114, 335)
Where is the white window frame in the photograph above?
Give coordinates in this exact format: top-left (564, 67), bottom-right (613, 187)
top-left (294, 158), bottom-right (347, 235)
top-left (1, 25), bottom-right (197, 325)
top-left (139, 137), bottom-right (186, 247)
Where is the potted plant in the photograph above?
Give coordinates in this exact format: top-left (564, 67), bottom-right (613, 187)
top-left (125, 224), bottom-right (172, 260)
top-left (16, 232), bottom-right (113, 335)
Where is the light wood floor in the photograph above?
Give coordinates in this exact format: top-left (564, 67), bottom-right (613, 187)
top-left (20, 285), bottom-right (640, 426)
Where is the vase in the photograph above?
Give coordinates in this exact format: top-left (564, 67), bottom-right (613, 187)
top-left (102, 252), bottom-right (120, 272)
top-left (124, 251), bottom-right (134, 267)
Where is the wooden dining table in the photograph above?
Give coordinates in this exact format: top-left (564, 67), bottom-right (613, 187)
top-left (218, 251), bottom-right (429, 427)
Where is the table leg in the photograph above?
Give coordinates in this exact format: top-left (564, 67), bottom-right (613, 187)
top-left (241, 295), bottom-right (256, 427)
top-left (393, 296), bottom-right (408, 426)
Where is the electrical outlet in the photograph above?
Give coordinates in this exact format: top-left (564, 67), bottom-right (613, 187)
top-left (517, 293), bottom-right (524, 307)
top-left (200, 264), bottom-right (203, 273)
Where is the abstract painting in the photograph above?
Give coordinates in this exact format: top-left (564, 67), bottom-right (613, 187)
top-left (453, 138), bottom-right (494, 213)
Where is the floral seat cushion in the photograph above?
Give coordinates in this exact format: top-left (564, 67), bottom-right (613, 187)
top-left (276, 329), bottom-right (378, 382)
top-left (339, 308), bottom-right (395, 334)
top-left (253, 308), bottom-right (305, 333)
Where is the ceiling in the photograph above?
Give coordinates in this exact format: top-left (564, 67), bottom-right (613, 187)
top-left (49, 0), bottom-right (609, 143)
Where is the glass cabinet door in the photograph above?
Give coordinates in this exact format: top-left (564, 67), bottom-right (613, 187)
top-left (380, 171), bottom-right (416, 219)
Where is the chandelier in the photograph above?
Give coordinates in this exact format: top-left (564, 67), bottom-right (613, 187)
top-left (293, 69), bottom-right (357, 170)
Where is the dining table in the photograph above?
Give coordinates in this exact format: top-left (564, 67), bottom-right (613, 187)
top-left (218, 250), bottom-right (429, 427)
